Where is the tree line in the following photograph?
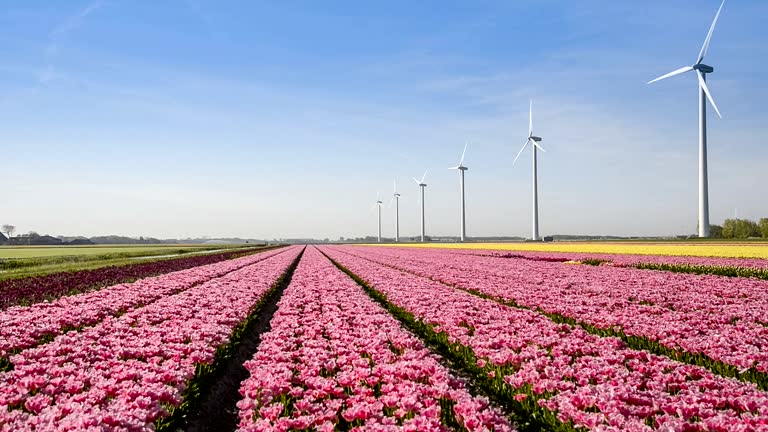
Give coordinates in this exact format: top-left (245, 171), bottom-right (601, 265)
top-left (710, 219), bottom-right (768, 239)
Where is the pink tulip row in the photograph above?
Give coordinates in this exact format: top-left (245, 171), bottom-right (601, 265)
top-left (0, 247), bottom-right (291, 365)
top-left (237, 247), bottom-right (514, 432)
top-left (342, 246), bottom-right (768, 373)
top-left (321, 247), bottom-right (768, 431)
top-left (450, 248), bottom-right (768, 269)
top-left (0, 246), bottom-right (303, 431)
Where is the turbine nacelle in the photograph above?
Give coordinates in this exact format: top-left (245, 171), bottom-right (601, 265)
top-left (513, 100), bottom-right (546, 165)
top-left (448, 143), bottom-right (469, 171)
top-left (647, 0), bottom-right (723, 119)
top-left (413, 170), bottom-right (429, 188)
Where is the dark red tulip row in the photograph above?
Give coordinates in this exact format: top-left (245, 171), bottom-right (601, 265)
top-left (0, 246), bottom-right (280, 309)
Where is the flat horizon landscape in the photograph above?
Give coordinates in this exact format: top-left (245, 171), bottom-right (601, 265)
top-left (3, 0), bottom-right (768, 431)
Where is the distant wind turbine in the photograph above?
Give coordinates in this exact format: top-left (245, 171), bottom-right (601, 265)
top-left (374, 192), bottom-right (383, 243)
top-left (449, 143), bottom-right (469, 242)
top-left (412, 170), bottom-right (428, 242)
top-left (647, 0), bottom-right (725, 238)
top-left (389, 179), bottom-right (401, 242)
top-left (513, 99), bottom-right (546, 241)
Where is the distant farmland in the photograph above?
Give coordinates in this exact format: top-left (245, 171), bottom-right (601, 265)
top-left (0, 244), bottom-right (252, 279)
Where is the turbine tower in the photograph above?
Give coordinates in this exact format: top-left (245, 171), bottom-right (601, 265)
top-left (412, 170), bottom-right (428, 242)
top-left (374, 193), bottom-right (383, 243)
top-left (449, 143), bottom-right (469, 242)
top-left (389, 179), bottom-right (401, 242)
top-left (647, 0), bottom-right (724, 238)
top-left (513, 99), bottom-right (546, 241)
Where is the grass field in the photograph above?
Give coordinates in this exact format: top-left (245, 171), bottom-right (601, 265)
top-left (0, 244), bottom-right (224, 259)
top-left (373, 241), bottom-right (768, 259)
top-left (0, 244), bottom-right (253, 279)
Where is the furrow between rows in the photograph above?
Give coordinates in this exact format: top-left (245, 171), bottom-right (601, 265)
top-left (0, 246), bottom-right (303, 429)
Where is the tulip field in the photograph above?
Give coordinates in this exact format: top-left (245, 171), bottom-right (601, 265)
top-left (3, 244), bottom-right (768, 430)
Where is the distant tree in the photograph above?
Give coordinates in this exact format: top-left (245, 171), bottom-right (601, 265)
top-left (1, 225), bottom-right (15, 239)
top-left (722, 218), bottom-right (760, 239)
top-left (760, 218), bottom-right (768, 239)
top-left (709, 224), bottom-right (723, 239)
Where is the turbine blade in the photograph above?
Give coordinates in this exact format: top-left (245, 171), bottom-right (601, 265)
top-left (648, 66), bottom-right (694, 84)
top-left (697, 70), bottom-right (722, 118)
top-left (529, 99), bottom-right (533, 136)
top-left (512, 140), bottom-right (529, 165)
top-left (459, 142), bottom-right (468, 165)
top-left (448, 166), bottom-right (460, 170)
top-left (388, 196), bottom-right (395, 207)
top-left (413, 177), bottom-right (421, 185)
top-left (697, 0), bottom-right (725, 64)
top-left (393, 178), bottom-right (397, 193)
top-left (421, 169), bottom-right (428, 184)
top-left (533, 141), bottom-right (546, 152)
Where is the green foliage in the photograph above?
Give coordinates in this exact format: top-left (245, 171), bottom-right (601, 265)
top-left (709, 224), bottom-right (723, 238)
top-left (760, 219), bottom-right (768, 239)
top-left (579, 258), bottom-right (610, 266)
top-left (722, 218), bottom-right (761, 239)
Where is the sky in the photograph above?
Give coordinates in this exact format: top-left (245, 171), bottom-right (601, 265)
top-left (1, 0), bottom-right (767, 240)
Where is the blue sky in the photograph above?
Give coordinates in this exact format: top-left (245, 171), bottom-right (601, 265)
top-left (2, 0), bottom-right (767, 239)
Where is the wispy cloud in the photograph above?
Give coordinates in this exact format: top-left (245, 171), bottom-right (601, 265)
top-left (49, 1), bottom-right (104, 39)
top-left (40, 1), bottom-right (104, 84)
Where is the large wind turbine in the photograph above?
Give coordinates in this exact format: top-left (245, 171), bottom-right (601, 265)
top-left (389, 179), bottom-right (401, 242)
top-left (513, 99), bottom-right (546, 241)
top-left (412, 170), bottom-right (428, 242)
top-left (647, 0), bottom-right (724, 238)
top-left (449, 143), bottom-right (469, 242)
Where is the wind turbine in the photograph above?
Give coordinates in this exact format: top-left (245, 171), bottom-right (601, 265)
top-left (412, 170), bottom-right (428, 242)
top-left (513, 99), bottom-right (546, 241)
top-left (389, 179), bottom-right (401, 242)
top-left (647, 0), bottom-right (725, 238)
top-left (374, 193), bottom-right (383, 243)
top-left (449, 143), bottom-right (469, 242)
